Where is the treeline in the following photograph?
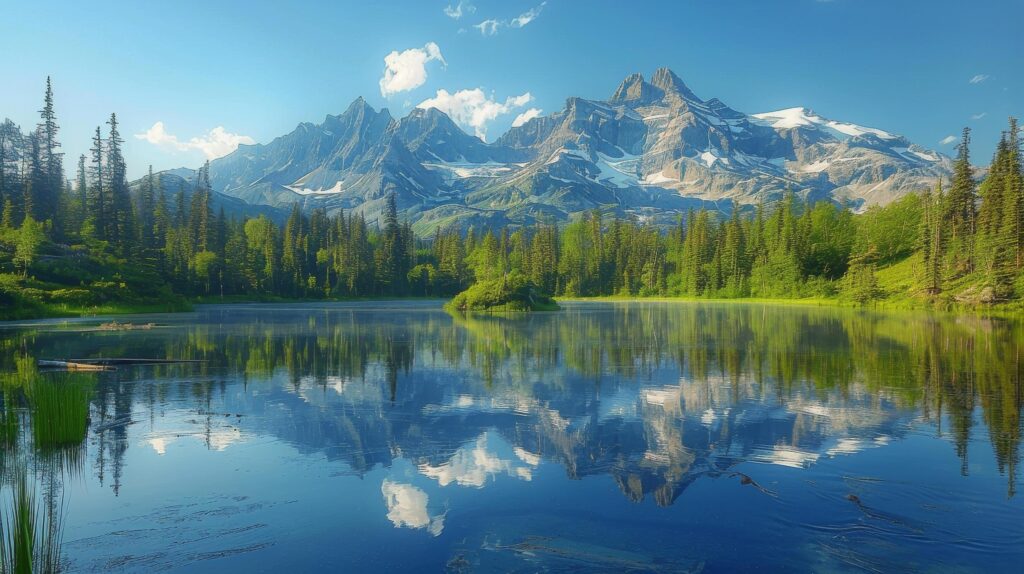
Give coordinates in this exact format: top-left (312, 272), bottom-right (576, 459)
top-left (1, 79), bottom-right (1022, 312)
top-left (433, 121), bottom-right (1022, 305)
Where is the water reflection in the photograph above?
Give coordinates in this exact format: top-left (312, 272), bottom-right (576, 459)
top-left (1, 301), bottom-right (1022, 570)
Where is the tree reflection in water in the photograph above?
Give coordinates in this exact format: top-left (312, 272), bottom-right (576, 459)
top-left (1, 302), bottom-right (1018, 504)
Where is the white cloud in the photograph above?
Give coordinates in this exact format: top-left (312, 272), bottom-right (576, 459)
top-left (444, 1), bottom-right (474, 19)
top-left (511, 108), bottom-right (543, 127)
top-left (511, 2), bottom-right (546, 27)
top-left (940, 135), bottom-right (957, 145)
top-left (969, 74), bottom-right (989, 84)
top-left (971, 112), bottom-right (987, 120)
top-left (379, 42), bottom-right (446, 97)
top-left (418, 433), bottom-right (536, 488)
top-left (417, 88), bottom-right (533, 140)
top-left (380, 480), bottom-right (444, 536)
top-left (473, 2), bottom-right (546, 35)
top-left (474, 19), bottom-right (501, 35)
top-left (134, 121), bottom-right (255, 159)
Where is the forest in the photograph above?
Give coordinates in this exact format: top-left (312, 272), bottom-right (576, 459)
top-left (0, 79), bottom-right (1022, 318)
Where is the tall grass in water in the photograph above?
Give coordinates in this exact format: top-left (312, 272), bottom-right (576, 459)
top-left (0, 399), bottom-right (17, 450)
top-left (28, 375), bottom-right (94, 449)
top-left (0, 398), bottom-right (19, 482)
top-left (0, 469), bottom-right (64, 574)
top-left (0, 370), bottom-right (93, 572)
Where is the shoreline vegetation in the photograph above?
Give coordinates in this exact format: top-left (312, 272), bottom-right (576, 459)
top-left (2, 81), bottom-right (1023, 321)
top-left (4, 289), bottom-right (1023, 323)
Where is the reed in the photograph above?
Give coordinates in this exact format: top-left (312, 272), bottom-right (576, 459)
top-left (28, 374), bottom-right (94, 454)
top-left (0, 468), bottom-right (63, 574)
top-left (0, 399), bottom-right (17, 450)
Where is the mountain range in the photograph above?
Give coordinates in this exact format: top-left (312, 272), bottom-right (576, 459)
top-left (145, 68), bottom-right (952, 233)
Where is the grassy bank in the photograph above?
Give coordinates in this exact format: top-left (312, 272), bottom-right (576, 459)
top-left (1, 293), bottom-right (455, 322)
top-left (558, 256), bottom-right (1024, 317)
top-left (0, 257), bottom-right (190, 321)
top-left (0, 296), bottom-right (192, 321)
top-left (558, 294), bottom-right (1023, 315)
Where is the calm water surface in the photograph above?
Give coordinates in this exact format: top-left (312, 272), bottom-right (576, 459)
top-left (1, 301), bottom-right (1022, 572)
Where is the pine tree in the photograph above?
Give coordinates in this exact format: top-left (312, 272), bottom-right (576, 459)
top-left (944, 127), bottom-right (977, 277)
top-left (106, 113), bottom-right (136, 255)
top-left (74, 154), bottom-right (87, 235)
top-left (37, 76), bottom-right (63, 231)
top-left (153, 184), bottom-right (169, 274)
top-left (720, 208), bottom-right (747, 296)
top-left (920, 181), bottom-right (944, 295)
top-left (376, 193), bottom-right (408, 295)
top-left (139, 165), bottom-right (157, 251)
top-left (88, 126), bottom-right (106, 241)
top-left (1002, 117), bottom-right (1023, 271)
top-left (25, 131), bottom-right (44, 223)
top-left (282, 203), bottom-right (304, 294)
top-left (0, 120), bottom-right (25, 227)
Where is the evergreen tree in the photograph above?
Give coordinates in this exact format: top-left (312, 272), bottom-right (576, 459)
top-left (107, 113), bottom-right (136, 255)
top-left (25, 131), bottom-right (44, 223)
top-left (36, 76), bottom-right (63, 231)
top-left (1002, 117), bottom-right (1023, 272)
top-left (920, 181), bottom-right (944, 295)
top-left (87, 126), bottom-right (106, 241)
top-left (944, 127), bottom-right (977, 277)
top-left (138, 165), bottom-right (157, 251)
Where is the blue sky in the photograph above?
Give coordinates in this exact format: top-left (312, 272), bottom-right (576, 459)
top-left (1, 0), bottom-right (1020, 179)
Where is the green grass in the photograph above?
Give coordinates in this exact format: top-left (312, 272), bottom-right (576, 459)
top-left (0, 370), bottom-right (84, 573)
top-left (0, 399), bottom-right (17, 450)
top-left (29, 374), bottom-right (95, 451)
top-left (0, 269), bottom-right (191, 321)
top-left (0, 466), bottom-right (63, 574)
top-left (561, 253), bottom-right (1024, 316)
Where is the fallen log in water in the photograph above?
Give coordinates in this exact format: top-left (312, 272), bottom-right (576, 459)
top-left (65, 358), bottom-right (206, 366)
top-left (37, 360), bottom-right (115, 372)
top-left (38, 358), bottom-right (205, 371)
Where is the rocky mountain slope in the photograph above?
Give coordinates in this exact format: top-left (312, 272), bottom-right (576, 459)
top-left (151, 68), bottom-right (951, 234)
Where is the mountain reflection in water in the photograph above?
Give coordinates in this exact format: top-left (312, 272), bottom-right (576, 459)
top-left (1, 301), bottom-right (1021, 572)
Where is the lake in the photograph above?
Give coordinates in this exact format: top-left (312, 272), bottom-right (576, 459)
top-left (1, 301), bottom-right (1022, 572)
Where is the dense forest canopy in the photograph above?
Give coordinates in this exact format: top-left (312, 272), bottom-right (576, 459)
top-left (0, 80), bottom-right (1022, 318)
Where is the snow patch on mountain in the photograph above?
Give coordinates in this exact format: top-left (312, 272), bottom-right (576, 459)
top-left (424, 161), bottom-right (520, 179)
top-left (594, 151), bottom-right (641, 188)
top-left (751, 107), bottom-right (898, 141)
top-left (286, 181), bottom-right (345, 195)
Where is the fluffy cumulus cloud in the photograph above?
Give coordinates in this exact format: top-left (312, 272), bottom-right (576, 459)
top-left (969, 74), bottom-right (989, 84)
top-left (444, 1), bottom-right (474, 19)
top-left (473, 2), bottom-right (546, 35)
top-left (134, 121), bottom-right (255, 159)
top-left (940, 135), bottom-right (957, 145)
top-left (417, 88), bottom-right (533, 140)
top-left (379, 42), bottom-right (446, 97)
top-left (511, 107), bottom-right (542, 127)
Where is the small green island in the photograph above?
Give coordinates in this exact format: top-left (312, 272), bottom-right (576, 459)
top-left (445, 272), bottom-right (558, 313)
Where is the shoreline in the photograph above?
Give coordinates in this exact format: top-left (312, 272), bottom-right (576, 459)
top-left (557, 295), bottom-right (1024, 316)
top-left (4, 293), bottom-right (1022, 324)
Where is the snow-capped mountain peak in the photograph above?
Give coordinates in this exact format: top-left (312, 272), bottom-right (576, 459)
top-left (175, 69), bottom-right (951, 234)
